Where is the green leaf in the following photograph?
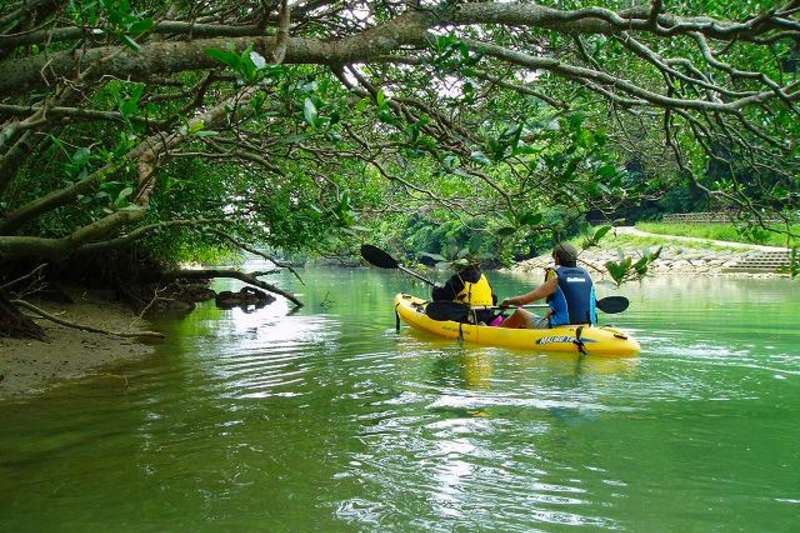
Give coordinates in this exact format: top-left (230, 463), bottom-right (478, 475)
top-left (375, 88), bottom-right (386, 108)
top-left (518, 212), bottom-right (543, 226)
top-left (443, 154), bottom-right (459, 169)
top-left (303, 98), bottom-right (318, 126)
top-left (470, 150), bottom-right (491, 165)
top-left (420, 252), bottom-right (446, 262)
top-left (128, 18), bottom-right (154, 35)
top-left (114, 186), bottom-right (133, 207)
top-left (249, 51), bottom-right (267, 70)
top-left (604, 257), bottom-right (631, 286)
top-left (561, 156), bottom-right (580, 181)
top-left (576, 129), bottom-right (593, 148)
top-left (378, 109), bottom-right (397, 126)
top-left (513, 144), bottom-right (541, 156)
top-left (120, 98), bottom-right (139, 119)
top-left (650, 246), bottom-right (663, 261)
top-left (593, 224), bottom-right (613, 242)
top-left (355, 97), bottom-right (371, 113)
top-left (496, 226), bottom-right (517, 237)
top-left (188, 120), bottom-right (205, 134)
top-left (206, 48), bottom-right (240, 69)
top-left (598, 164), bottom-right (618, 178)
top-left (632, 256), bottom-right (649, 275)
top-left (121, 35), bottom-right (141, 52)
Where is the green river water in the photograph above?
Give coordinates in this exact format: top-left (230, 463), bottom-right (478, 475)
top-left (1, 264), bottom-right (799, 532)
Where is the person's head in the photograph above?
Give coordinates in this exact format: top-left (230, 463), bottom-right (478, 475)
top-left (552, 243), bottom-right (578, 267)
top-left (453, 258), bottom-right (482, 283)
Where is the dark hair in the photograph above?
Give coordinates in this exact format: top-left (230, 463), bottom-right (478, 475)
top-left (553, 243), bottom-right (578, 267)
top-left (457, 264), bottom-right (482, 284)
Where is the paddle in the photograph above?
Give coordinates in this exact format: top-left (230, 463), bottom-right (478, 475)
top-left (424, 301), bottom-right (545, 322)
top-left (595, 295), bottom-right (629, 314)
top-left (425, 296), bottom-right (629, 322)
top-left (360, 244), bottom-right (435, 286)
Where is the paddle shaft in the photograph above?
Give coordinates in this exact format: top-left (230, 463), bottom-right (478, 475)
top-left (398, 265), bottom-right (435, 286)
top-left (464, 304), bottom-right (549, 311)
top-left (433, 296), bottom-right (627, 314)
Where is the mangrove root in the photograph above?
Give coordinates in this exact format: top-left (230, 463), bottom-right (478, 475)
top-left (12, 299), bottom-right (165, 339)
top-left (165, 268), bottom-right (303, 307)
top-left (215, 286), bottom-right (276, 310)
top-left (0, 290), bottom-right (46, 340)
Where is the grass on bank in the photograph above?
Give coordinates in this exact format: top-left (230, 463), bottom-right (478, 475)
top-left (599, 232), bottom-right (741, 251)
top-left (636, 222), bottom-right (799, 247)
top-left (571, 229), bottom-right (742, 253)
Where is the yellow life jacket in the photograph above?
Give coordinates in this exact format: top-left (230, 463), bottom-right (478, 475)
top-left (455, 274), bottom-right (494, 306)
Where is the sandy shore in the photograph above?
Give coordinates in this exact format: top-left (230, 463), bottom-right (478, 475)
top-left (0, 291), bottom-right (157, 400)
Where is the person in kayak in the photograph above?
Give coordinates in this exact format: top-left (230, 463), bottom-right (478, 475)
top-left (431, 262), bottom-right (499, 325)
top-left (500, 243), bottom-right (597, 328)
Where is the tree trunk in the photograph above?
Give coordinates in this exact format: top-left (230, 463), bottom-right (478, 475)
top-left (0, 291), bottom-right (46, 340)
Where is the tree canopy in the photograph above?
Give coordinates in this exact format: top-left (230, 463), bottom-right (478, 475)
top-left (0, 0), bottom-right (798, 269)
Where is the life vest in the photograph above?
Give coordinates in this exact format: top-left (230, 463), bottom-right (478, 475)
top-left (547, 266), bottom-right (597, 327)
top-left (455, 274), bottom-right (494, 306)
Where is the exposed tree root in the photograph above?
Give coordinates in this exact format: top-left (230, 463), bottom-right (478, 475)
top-left (0, 291), bottom-right (46, 340)
top-left (12, 299), bottom-right (165, 339)
top-left (0, 263), bottom-right (47, 291)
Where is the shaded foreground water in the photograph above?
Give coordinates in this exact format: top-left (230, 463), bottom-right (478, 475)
top-left (2, 265), bottom-right (799, 532)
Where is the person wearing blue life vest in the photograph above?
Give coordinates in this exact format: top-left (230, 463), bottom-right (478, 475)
top-left (499, 243), bottom-right (597, 329)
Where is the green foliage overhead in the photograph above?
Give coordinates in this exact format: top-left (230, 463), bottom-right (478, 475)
top-left (0, 0), bottom-right (797, 277)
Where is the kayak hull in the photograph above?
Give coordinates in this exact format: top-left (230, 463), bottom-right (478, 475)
top-left (394, 293), bottom-right (640, 357)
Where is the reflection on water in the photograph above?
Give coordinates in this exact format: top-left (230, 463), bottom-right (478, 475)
top-left (1, 265), bottom-right (799, 532)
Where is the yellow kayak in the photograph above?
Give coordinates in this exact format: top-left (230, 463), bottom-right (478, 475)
top-left (394, 293), bottom-right (640, 357)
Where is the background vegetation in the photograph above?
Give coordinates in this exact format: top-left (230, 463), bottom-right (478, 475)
top-left (0, 0), bottom-right (798, 289)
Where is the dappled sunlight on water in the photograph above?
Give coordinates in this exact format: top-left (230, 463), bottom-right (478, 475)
top-left (1, 266), bottom-right (799, 532)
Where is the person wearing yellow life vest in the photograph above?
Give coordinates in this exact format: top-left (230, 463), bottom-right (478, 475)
top-left (431, 263), bottom-right (498, 324)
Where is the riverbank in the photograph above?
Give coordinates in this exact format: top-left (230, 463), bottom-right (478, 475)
top-left (509, 241), bottom-right (792, 280)
top-left (0, 290), bottom-right (156, 400)
top-left (636, 221), bottom-right (798, 248)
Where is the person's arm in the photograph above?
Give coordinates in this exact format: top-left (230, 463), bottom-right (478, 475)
top-left (501, 276), bottom-right (558, 307)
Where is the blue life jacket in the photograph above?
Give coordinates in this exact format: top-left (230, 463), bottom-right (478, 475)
top-left (547, 266), bottom-right (597, 327)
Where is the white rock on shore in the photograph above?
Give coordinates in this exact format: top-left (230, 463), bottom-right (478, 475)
top-left (507, 245), bottom-right (790, 280)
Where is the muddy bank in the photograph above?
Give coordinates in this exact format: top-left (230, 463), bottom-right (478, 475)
top-left (0, 291), bottom-right (157, 400)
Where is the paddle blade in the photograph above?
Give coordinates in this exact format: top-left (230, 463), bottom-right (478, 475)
top-left (360, 244), bottom-right (398, 269)
top-left (425, 301), bottom-right (469, 322)
top-left (597, 296), bottom-right (629, 314)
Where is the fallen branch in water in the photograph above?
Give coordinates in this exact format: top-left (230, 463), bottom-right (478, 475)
top-left (164, 268), bottom-right (304, 307)
top-left (12, 299), bottom-right (165, 339)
